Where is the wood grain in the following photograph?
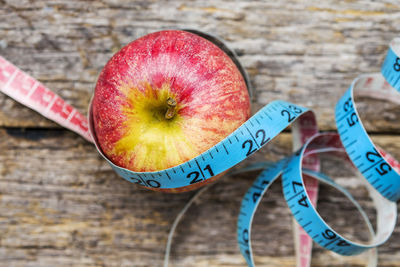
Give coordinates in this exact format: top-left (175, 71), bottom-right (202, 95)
top-left (1, 0), bottom-right (400, 266)
top-left (1, 129), bottom-right (400, 266)
top-left (1, 0), bottom-right (400, 131)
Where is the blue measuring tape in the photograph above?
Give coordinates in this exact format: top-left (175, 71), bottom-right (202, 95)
top-left (282, 134), bottom-right (397, 255)
top-left (335, 76), bottom-right (400, 202)
top-left (237, 149), bottom-right (381, 266)
top-left (382, 38), bottom-right (400, 92)
top-left (89, 100), bottom-right (312, 189)
top-left (237, 39), bottom-right (400, 265)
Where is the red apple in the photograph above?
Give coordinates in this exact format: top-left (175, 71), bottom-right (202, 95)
top-left (92, 30), bottom-right (251, 192)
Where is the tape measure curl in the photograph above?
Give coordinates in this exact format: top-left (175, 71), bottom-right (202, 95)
top-left (335, 74), bottom-right (400, 201)
top-left (282, 133), bottom-right (397, 255)
top-left (237, 38), bottom-right (400, 265)
top-left (237, 148), bottom-right (380, 267)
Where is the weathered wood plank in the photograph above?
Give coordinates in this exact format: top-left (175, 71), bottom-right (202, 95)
top-left (1, 0), bottom-right (400, 131)
top-left (1, 129), bottom-right (400, 266)
top-left (1, 1), bottom-right (400, 266)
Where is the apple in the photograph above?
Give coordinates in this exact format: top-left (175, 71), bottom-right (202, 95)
top-left (92, 30), bottom-right (251, 192)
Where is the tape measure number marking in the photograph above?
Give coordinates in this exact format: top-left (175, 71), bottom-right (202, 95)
top-left (237, 159), bottom-right (286, 266)
top-left (381, 38), bottom-right (400, 92)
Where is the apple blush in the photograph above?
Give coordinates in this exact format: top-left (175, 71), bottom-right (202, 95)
top-left (92, 30), bottom-right (251, 192)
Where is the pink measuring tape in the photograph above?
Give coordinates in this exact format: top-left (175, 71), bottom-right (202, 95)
top-left (0, 56), bottom-right (92, 142)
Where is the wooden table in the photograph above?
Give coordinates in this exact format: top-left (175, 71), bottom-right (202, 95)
top-left (1, 1), bottom-right (400, 266)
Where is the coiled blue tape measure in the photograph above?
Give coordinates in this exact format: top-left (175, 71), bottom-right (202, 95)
top-left (237, 39), bottom-right (400, 265)
top-left (237, 149), bottom-right (381, 266)
top-left (282, 134), bottom-right (396, 255)
top-left (335, 76), bottom-right (400, 201)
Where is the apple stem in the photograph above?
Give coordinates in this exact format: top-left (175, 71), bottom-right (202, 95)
top-left (165, 97), bottom-right (177, 119)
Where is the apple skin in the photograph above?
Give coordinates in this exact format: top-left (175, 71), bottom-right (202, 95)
top-left (92, 30), bottom-right (250, 192)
